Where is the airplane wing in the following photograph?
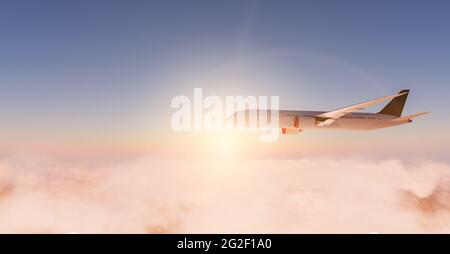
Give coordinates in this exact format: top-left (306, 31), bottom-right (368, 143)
top-left (315, 91), bottom-right (408, 126)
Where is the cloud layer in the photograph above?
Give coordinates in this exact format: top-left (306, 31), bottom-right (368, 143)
top-left (0, 155), bottom-right (449, 233)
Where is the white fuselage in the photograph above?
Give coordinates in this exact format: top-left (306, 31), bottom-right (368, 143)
top-left (278, 110), bottom-right (409, 130)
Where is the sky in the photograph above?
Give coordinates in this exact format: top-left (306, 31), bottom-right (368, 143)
top-left (0, 0), bottom-right (450, 234)
top-left (0, 0), bottom-right (449, 159)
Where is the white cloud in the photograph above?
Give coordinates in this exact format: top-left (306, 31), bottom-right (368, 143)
top-left (0, 156), bottom-right (448, 233)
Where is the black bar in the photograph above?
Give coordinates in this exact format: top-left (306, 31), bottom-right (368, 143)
top-left (0, 234), bottom-right (448, 252)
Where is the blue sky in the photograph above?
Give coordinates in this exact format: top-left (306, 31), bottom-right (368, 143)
top-left (0, 0), bottom-right (449, 158)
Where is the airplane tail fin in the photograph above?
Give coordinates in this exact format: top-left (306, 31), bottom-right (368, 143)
top-left (378, 89), bottom-right (409, 117)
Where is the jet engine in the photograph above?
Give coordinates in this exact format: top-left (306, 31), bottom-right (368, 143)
top-left (281, 115), bottom-right (302, 134)
top-left (281, 127), bottom-right (302, 135)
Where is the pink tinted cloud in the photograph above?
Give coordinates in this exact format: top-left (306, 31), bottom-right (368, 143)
top-left (0, 156), bottom-right (449, 233)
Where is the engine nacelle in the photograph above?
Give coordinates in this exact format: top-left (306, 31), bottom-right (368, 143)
top-left (281, 127), bottom-right (302, 135)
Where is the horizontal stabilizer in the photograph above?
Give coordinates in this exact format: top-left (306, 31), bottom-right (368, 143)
top-left (391, 111), bottom-right (430, 122)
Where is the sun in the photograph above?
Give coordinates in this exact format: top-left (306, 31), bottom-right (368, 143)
top-left (215, 133), bottom-right (235, 154)
top-left (206, 132), bottom-right (255, 158)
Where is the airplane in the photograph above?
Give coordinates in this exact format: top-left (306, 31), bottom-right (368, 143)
top-left (234, 89), bottom-right (430, 134)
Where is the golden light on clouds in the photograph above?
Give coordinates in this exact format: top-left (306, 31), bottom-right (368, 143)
top-left (0, 155), bottom-right (448, 233)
